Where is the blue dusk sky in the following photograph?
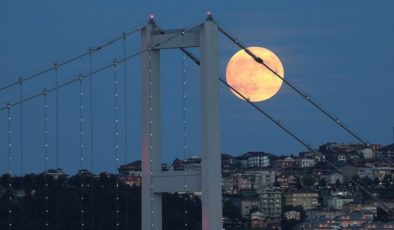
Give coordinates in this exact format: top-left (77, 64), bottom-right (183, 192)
top-left (1, 1), bottom-right (393, 174)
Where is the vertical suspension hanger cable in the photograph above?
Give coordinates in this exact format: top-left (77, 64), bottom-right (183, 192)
top-left (122, 33), bottom-right (129, 165)
top-left (113, 60), bottom-right (120, 229)
top-left (79, 75), bottom-right (85, 229)
top-left (122, 32), bottom-right (129, 230)
top-left (43, 89), bottom-right (49, 229)
top-left (181, 30), bottom-right (189, 230)
top-left (88, 48), bottom-right (95, 229)
top-left (7, 103), bottom-right (13, 230)
top-left (54, 63), bottom-right (60, 169)
top-left (19, 78), bottom-right (24, 230)
top-left (89, 48), bottom-right (94, 173)
top-left (54, 63), bottom-right (61, 230)
top-left (148, 46), bottom-right (154, 230)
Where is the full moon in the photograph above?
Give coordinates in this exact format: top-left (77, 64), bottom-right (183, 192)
top-left (226, 46), bottom-right (284, 102)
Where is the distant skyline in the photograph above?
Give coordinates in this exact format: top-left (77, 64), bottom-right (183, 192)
top-left (1, 1), bottom-right (394, 174)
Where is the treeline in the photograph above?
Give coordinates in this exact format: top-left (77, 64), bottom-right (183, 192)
top-left (0, 173), bottom-right (201, 230)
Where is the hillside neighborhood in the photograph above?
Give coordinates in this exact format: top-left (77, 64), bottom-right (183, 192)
top-left (117, 142), bottom-right (394, 229)
top-left (1, 142), bottom-right (394, 229)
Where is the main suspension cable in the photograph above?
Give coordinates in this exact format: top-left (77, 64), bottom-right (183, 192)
top-left (217, 25), bottom-right (393, 167)
top-left (0, 50), bottom-right (143, 112)
top-left (0, 27), bottom-right (143, 93)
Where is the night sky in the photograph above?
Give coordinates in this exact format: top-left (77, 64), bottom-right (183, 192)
top-left (1, 1), bottom-right (394, 174)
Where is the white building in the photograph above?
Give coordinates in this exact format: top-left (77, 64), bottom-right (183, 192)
top-left (247, 152), bottom-right (271, 168)
top-left (357, 148), bottom-right (374, 159)
top-left (301, 158), bottom-right (317, 168)
top-left (259, 170), bottom-right (276, 188)
top-left (328, 197), bottom-right (354, 210)
top-left (358, 167), bottom-right (374, 178)
top-left (325, 173), bottom-right (344, 184)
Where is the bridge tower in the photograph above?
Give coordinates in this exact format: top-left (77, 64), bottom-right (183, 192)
top-left (141, 15), bottom-right (222, 230)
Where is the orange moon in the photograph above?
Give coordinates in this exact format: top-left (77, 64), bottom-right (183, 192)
top-left (226, 47), bottom-right (284, 102)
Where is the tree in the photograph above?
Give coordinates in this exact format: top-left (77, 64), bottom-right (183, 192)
top-left (319, 178), bottom-right (326, 187)
top-left (223, 200), bottom-right (241, 222)
top-left (302, 175), bottom-right (315, 187)
top-left (314, 161), bottom-right (327, 168)
top-left (361, 177), bottom-right (373, 187)
top-left (376, 207), bottom-right (389, 222)
top-left (294, 177), bottom-right (302, 189)
top-left (383, 175), bottom-right (392, 188)
top-left (373, 177), bottom-right (380, 186)
top-left (282, 205), bottom-right (305, 230)
top-left (273, 178), bottom-right (280, 187)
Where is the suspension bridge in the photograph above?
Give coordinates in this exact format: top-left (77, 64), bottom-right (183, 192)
top-left (0, 14), bottom-right (392, 230)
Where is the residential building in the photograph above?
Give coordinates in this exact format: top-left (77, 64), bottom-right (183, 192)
top-left (358, 167), bottom-right (374, 178)
top-left (276, 174), bottom-right (297, 188)
top-left (343, 203), bottom-right (377, 216)
top-left (241, 200), bottom-right (260, 218)
top-left (320, 172), bottom-right (344, 185)
top-left (361, 222), bottom-right (394, 229)
top-left (118, 161), bottom-right (142, 186)
top-left (246, 169), bottom-right (277, 189)
top-left (285, 190), bottom-right (319, 210)
top-left (222, 176), bottom-right (234, 194)
top-left (328, 196), bottom-right (354, 210)
top-left (274, 156), bottom-right (298, 168)
top-left (232, 172), bottom-right (259, 193)
top-left (259, 188), bottom-right (283, 218)
top-left (250, 211), bottom-right (265, 229)
top-left (357, 148), bottom-right (374, 159)
top-left (306, 209), bottom-right (345, 220)
top-left (300, 157), bottom-right (316, 168)
top-left (238, 151), bottom-right (275, 168)
top-left (319, 142), bottom-right (375, 165)
top-left (44, 168), bottom-right (65, 179)
top-left (221, 153), bottom-right (235, 174)
top-left (172, 155), bottom-right (201, 171)
top-left (296, 217), bottom-right (340, 230)
top-left (337, 211), bottom-right (374, 228)
top-left (284, 210), bottom-right (300, 220)
top-left (118, 160), bottom-right (141, 175)
top-left (259, 170), bottom-right (276, 188)
top-left (379, 143), bottom-right (394, 161)
top-left (373, 167), bottom-right (394, 180)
